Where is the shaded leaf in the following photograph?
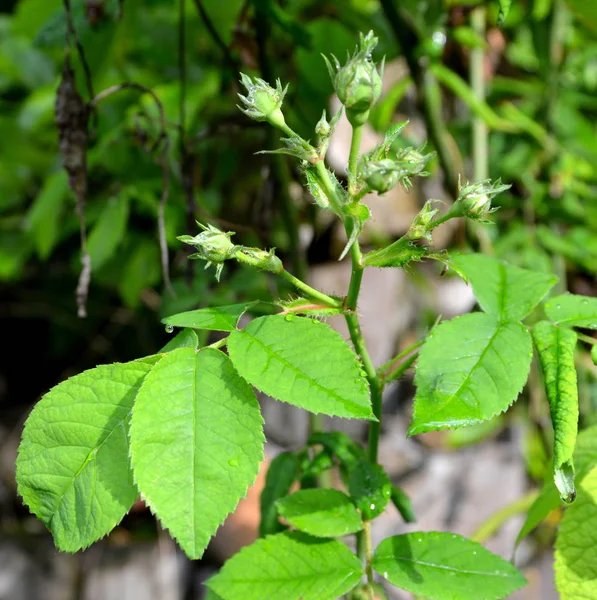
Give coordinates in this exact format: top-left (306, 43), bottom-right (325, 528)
top-left (162, 302), bottom-right (257, 332)
top-left (87, 196), bottom-right (129, 270)
top-left (276, 489), bottom-right (363, 537)
top-left (228, 316), bottom-right (373, 419)
top-left (410, 313), bottom-right (532, 435)
top-left (450, 254), bottom-right (557, 323)
top-left (206, 532), bottom-right (363, 600)
top-left (372, 532), bottom-right (527, 600)
top-left (532, 321), bottom-right (579, 503)
top-left (16, 360), bottom-right (154, 551)
top-left (129, 348), bottom-right (264, 559)
top-left (159, 328), bottom-right (200, 353)
top-left (348, 459), bottom-right (392, 520)
top-left (259, 452), bottom-right (299, 537)
top-left (545, 294), bottom-right (597, 329)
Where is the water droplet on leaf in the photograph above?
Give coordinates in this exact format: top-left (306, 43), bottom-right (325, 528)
top-left (284, 314), bottom-right (295, 322)
top-left (165, 325), bottom-right (174, 333)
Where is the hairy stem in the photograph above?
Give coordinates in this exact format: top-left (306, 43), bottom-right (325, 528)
top-left (363, 520), bottom-right (375, 600)
top-left (348, 124), bottom-right (363, 194)
top-left (279, 269), bottom-right (341, 308)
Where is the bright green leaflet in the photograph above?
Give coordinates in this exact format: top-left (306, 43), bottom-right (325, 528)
top-left (87, 195), bottom-right (129, 270)
top-left (409, 313), bottom-right (532, 435)
top-left (206, 531), bottom-right (364, 600)
top-left (276, 489), bottom-right (363, 537)
top-left (372, 532), bottom-right (527, 600)
top-left (129, 348), bottom-right (264, 559)
top-left (516, 424), bottom-right (597, 546)
top-left (159, 328), bottom-right (200, 353)
top-left (531, 321), bottom-right (579, 503)
top-left (545, 294), bottom-right (597, 329)
top-left (161, 302), bottom-right (257, 332)
top-left (260, 452), bottom-right (299, 537)
top-left (555, 465), bottom-right (597, 599)
top-left (450, 254), bottom-right (556, 323)
top-left (497, 0), bottom-right (512, 25)
top-left (348, 459), bottom-right (392, 520)
top-left (16, 360), bottom-right (154, 552)
top-left (228, 315), bottom-right (374, 419)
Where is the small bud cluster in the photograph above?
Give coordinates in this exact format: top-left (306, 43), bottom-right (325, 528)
top-left (358, 123), bottom-right (434, 195)
top-left (324, 31), bottom-right (384, 126)
top-left (407, 200), bottom-right (443, 242)
top-left (178, 223), bottom-right (283, 281)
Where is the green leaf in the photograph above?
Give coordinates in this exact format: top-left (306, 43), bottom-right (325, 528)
top-left (516, 425), bottom-right (597, 545)
top-left (592, 345), bottom-right (597, 365)
top-left (276, 489), bottom-right (363, 537)
top-left (206, 532), bottom-right (363, 600)
top-left (545, 294), bottom-right (597, 329)
top-left (497, 0), bottom-right (513, 26)
top-left (450, 254), bottom-right (557, 322)
top-left (87, 196), bottom-right (130, 270)
top-left (162, 302), bottom-right (257, 332)
top-left (228, 316), bottom-right (374, 419)
top-left (372, 532), bottom-right (527, 600)
top-left (410, 313), bottom-right (532, 435)
top-left (24, 170), bottom-right (68, 259)
top-left (532, 321), bottom-right (579, 503)
top-left (159, 328), bottom-right (200, 353)
top-left (16, 360), bottom-right (154, 551)
top-left (307, 431), bottom-right (367, 470)
top-left (348, 459), bottom-right (392, 520)
top-left (555, 465), bottom-right (597, 599)
top-left (564, 0), bottom-right (597, 32)
top-left (260, 452), bottom-right (299, 537)
top-left (391, 485), bottom-right (416, 523)
top-left (129, 348), bottom-right (264, 559)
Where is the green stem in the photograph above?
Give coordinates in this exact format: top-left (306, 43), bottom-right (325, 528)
top-left (469, 6), bottom-right (493, 254)
top-left (279, 269), bottom-right (341, 308)
top-left (381, 352), bottom-right (418, 385)
top-left (378, 339), bottom-right (425, 376)
top-left (207, 337), bottom-right (228, 350)
top-left (471, 490), bottom-right (539, 543)
top-left (348, 124), bottom-right (363, 195)
top-left (577, 332), bottom-right (597, 346)
top-left (363, 520), bottom-right (375, 600)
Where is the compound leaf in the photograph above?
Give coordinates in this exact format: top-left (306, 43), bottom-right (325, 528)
top-left (372, 532), bottom-right (527, 600)
top-left (16, 359), bottom-right (154, 552)
top-left (450, 254), bottom-right (557, 323)
top-left (532, 321), bottom-right (579, 503)
top-left (555, 465), bottom-right (597, 599)
top-left (129, 348), bottom-right (264, 559)
top-left (206, 531), bottom-right (363, 600)
top-left (409, 313), bottom-right (532, 435)
top-left (276, 489), bottom-right (363, 537)
top-left (162, 302), bottom-right (257, 332)
top-left (228, 315), bottom-right (373, 420)
top-left (545, 294), bottom-right (597, 329)
top-left (259, 452), bottom-right (299, 537)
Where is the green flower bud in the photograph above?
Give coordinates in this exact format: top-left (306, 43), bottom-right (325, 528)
top-left (454, 178), bottom-right (510, 222)
top-left (178, 223), bottom-right (237, 281)
top-left (237, 73), bottom-right (288, 130)
top-left (360, 158), bottom-right (402, 195)
top-left (407, 200), bottom-right (443, 242)
top-left (324, 31), bottom-right (383, 126)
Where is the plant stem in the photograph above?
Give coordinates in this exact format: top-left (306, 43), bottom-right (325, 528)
top-left (471, 489), bottom-right (539, 543)
top-left (207, 337), bottom-right (228, 350)
top-left (469, 5), bottom-right (493, 254)
top-left (363, 520), bottom-right (375, 600)
top-left (378, 339), bottom-right (425, 376)
top-left (348, 124), bottom-right (363, 193)
top-left (279, 269), bottom-right (341, 308)
top-left (381, 352), bottom-right (418, 385)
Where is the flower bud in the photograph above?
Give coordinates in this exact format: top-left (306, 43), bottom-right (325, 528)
top-left (237, 73), bottom-right (288, 130)
top-left (236, 248), bottom-right (283, 274)
top-left (324, 31), bottom-right (383, 126)
top-left (360, 158), bottom-right (402, 195)
top-left (454, 178), bottom-right (510, 222)
top-left (407, 200), bottom-right (442, 242)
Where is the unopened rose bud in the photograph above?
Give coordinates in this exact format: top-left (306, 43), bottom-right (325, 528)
top-left (237, 73), bottom-right (288, 130)
top-left (324, 31), bottom-right (383, 126)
